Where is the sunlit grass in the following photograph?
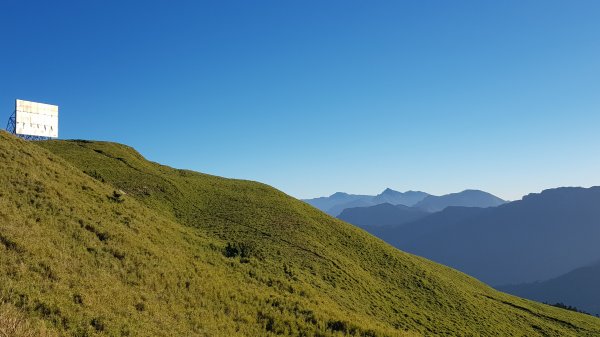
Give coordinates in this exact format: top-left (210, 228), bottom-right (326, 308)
top-left (0, 131), bottom-right (596, 336)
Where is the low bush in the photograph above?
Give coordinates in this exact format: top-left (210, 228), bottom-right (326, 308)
top-left (223, 241), bottom-right (258, 259)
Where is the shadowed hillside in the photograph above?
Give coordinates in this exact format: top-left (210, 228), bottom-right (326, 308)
top-left (365, 206), bottom-right (487, 247)
top-left (338, 203), bottom-right (429, 228)
top-left (0, 132), bottom-right (597, 336)
top-left (499, 262), bottom-right (600, 316)
top-left (398, 187), bottom-right (600, 286)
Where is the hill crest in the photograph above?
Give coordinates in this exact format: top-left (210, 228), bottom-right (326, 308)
top-left (0, 131), bottom-right (598, 336)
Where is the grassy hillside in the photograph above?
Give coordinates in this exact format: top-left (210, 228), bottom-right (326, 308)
top-left (0, 131), bottom-right (598, 336)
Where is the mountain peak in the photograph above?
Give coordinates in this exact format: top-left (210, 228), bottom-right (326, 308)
top-left (380, 188), bottom-right (399, 195)
top-left (415, 189), bottom-right (505, 212)
top-left (459, 189), bottom-right (499, 196)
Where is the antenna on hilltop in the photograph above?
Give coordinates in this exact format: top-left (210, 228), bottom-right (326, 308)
top-left (5, 99), bottom-right (59, 141)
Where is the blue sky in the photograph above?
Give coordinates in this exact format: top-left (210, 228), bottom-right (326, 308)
top-left (1, 1), bottom-right (599, 200)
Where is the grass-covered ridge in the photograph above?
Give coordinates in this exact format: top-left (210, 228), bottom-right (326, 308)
top-left (0, 131), bottom-right (597, 336)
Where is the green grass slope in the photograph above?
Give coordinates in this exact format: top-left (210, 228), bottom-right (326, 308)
top-left (0, 131), bottom-right (598, 336)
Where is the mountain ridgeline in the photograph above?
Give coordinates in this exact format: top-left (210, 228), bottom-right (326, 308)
top-left (413, 190), bottom-right (506, 212)
top-left (303, 189), bottom-right (430, 216)
top-left (398, 187), bottom-right (600, 287)
top-left (333, 187), bottom-right (600, 317)
top-left (305, 189), bottom-right (505, 217)
top-left (0, 131), bottom-right (598, 336)
top-left (335, 190), bottom-right (505, 230)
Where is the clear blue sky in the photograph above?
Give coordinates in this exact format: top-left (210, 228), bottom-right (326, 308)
top-left (1, 1), bottom-right (599, 200)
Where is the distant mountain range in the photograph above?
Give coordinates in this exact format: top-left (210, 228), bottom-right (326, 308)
top-left (303, 188), bottom-right (430, 216)
top-left (498, 261), bottom-right (600, 316)
top-left (414, 189), bottom-right (506, 212)
top-left (302, 192), bottom-right (374, 216)
top-left (303, 188), bottom-right (503, 216)
top-left (353, 187), bottom-right (600, 288)
top-left (308, 186), bottom-right (600, 315)
top-left (372, 188), bottom-right (430, 208)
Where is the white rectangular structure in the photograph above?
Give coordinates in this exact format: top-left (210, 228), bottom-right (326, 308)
top-left (15, 99), bottom-right (59, 138)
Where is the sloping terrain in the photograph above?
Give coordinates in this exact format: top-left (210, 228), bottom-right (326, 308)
top-left (498, 262), bottom-right (600, 316)
top-left (0, 131), bottom-right (598, 336)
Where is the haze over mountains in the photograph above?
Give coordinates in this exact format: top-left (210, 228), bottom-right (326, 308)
top-left (413, 190), bottom-right (506, 212)
top-left (337, 186), bottom-right (600, 316)
top-left (400, 187), bottom-right (600, 286)
top-left (303, 189), bottom-right (430, 216)
top-left (303, 188), bottom-right (505, 216)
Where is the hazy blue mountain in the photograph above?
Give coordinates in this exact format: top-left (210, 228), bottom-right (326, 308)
top-left (367, 206), bottom-right (487, 246)
top-left (303, 188), bottom-right (429, 216)
top-left (400, 187), bottom-right (600, 286)
top-left (498, 261), bottom-right (600, 316)
top-left (305, 188), bottom-right (501, 217)
top-left (414, 189), bottom-right (506, 212)
top-left (371, 189), bottom-right (430, 207)
top-left (303, 192), bottom-right (372, 216)
top-left (326, 198), bottom-right (378, 217)
top-left (338, 203), bottom-right (430, 228)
